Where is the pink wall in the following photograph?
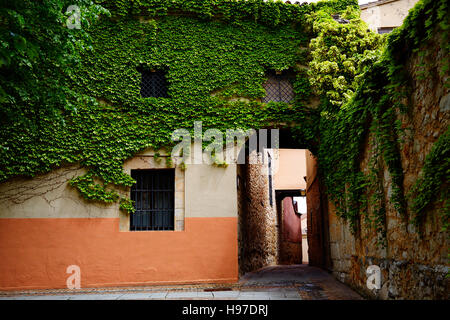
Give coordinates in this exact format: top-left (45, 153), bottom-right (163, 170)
top-left (282, 197), bottom-right (302, 243)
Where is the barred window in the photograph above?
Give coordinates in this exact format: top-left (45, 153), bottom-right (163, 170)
top-left (262, 71), bottom-right (294, 103)
top-left (139, 69), bottom-right (168, 98)
top-left (130, 169), bottom-right (174, 231)
top-left (377, 27), bottom-right (395, 34)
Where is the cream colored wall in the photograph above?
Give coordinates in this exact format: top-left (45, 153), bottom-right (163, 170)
top-left (273, 149), bottom-right (307, 190)
top-left (0, 144), bottom-right (239, 226)
top-left (185, 163), bottom-right (237, 218)
top-left (360, 0), bottom-right (419, 32)
top-left (0, 165), bottom-right (121, 219)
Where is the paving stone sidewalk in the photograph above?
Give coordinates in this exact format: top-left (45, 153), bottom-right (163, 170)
top-left (0, 265), bottom-right (363, 300)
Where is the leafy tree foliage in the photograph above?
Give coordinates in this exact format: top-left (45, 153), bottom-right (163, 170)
top-left (0, 0), bottom-right (107, 128)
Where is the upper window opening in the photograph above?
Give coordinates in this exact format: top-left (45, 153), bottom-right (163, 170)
top-left (262, 70), bottom-right (294, 103)
top-left (138, 68), bottom-right (168, 98)
top-left (377, 27), bottom-right (395, 34)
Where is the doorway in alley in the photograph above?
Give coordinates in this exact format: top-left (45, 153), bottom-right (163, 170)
top-left (237, 129), bottom-right (331, 276)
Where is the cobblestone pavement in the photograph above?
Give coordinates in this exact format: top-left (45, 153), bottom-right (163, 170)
top-left (0, 265), bottom-right (363, 300)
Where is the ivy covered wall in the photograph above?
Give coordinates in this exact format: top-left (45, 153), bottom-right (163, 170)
top-left (1, 0), bottom-right (358, 211)
top-left (0, 0), bottom-right (448, 247)
top-left (1, 0), bottom-right (311, 212)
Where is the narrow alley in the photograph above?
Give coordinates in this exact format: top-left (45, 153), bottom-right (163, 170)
top-left (0, 265), bottom-right (362, 300)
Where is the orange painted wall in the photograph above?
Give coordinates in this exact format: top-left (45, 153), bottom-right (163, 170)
top-left (0, 217), bottom-right (238, 290)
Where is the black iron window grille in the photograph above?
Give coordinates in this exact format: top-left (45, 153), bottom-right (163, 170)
top-left (262, 71), bottom-right (294, 103)
top-left (139, 69), bottom-right (169, 98)
top-left (130, 169), bottom-right (174, 231)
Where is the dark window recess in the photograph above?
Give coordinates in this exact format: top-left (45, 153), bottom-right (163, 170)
top-left (262, 71), bottom-right (294, 103)
top-left (130, 169), bottom-right (174, 231)
top-left (139, 69), bottom-right (168, 98)
top-left (268, 153), bottom-right (273, 206)
top-left (377, 27), bottom-right (395, 34)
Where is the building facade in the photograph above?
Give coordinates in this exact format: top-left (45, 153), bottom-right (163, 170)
top-left (0, 147), bottom-right (240, 290)
top-left (0, 0), bottom-right (447, 300)
top-left (360, 0), bottom-right (420, 33)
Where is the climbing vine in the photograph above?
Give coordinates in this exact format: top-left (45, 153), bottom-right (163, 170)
top-left (306, 6), bottom-right (383, 108)
top-left (409, 128), bottom-right (450, 230)
top-left (0, 0), bottom-right (448, 239)
top-left (311, 0), bottom-right (448, 235)
top-left (0, 0), bottom-right (318, 212)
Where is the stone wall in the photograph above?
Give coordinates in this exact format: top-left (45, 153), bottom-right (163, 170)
top-left (328, 32), bottom-right (449, 299)
top-left (238, 151), bottom-right (278, 275)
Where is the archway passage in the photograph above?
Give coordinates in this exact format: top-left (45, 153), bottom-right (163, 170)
top-left (275, 189), bottom-right (305, 265)
top-left (237, 129), bottom-right (331, 276)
